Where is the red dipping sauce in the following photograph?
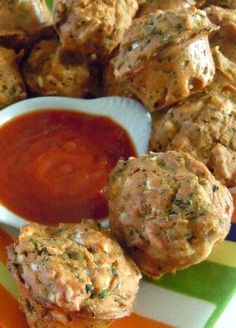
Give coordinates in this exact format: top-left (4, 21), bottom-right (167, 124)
top-left (0, 109), bottom-right (136, 225)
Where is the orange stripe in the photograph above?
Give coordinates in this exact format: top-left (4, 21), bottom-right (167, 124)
top-left (232, 194), bottom-right (236, 224)
top-left (0, 284), bottom-right (28, 328)
top-left (0, 228), bottom-right (12, 248)
top-left (111, 313), bottom-right (172, 328)
top-left (0, 228), bottom-right (12, 264)
top-left (0, 249), bottom-right (8, 265)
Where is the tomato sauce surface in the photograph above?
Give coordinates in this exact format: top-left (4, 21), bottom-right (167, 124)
top-left (0, 109), bottom-right (136, 225)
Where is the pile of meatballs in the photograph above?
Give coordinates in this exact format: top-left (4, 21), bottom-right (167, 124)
top-left (6, 0), bottom-right (236, 327)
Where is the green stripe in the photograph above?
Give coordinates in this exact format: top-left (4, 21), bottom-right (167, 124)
top-left (146, 261), bottom-right (236, 327)
top-left (148, 261), bottom-right (236, 304)
top-left (0, 262), bottom-right (18, 299)
top-left (207, 241), bottom-right (236, 268)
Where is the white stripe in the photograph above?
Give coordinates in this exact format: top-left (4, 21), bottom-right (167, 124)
top-left (134, 280), bottom-right (216, 328)
top-left (214, 294), bottom-right (236, 328)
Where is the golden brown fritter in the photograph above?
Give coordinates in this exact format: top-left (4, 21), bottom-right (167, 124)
top-left (8, 221), bottom-right (141, 323)
top-left (206, 5), bottom-right (236, 62)
top-left (108, 151), bottom-right (233, 279)
top-left (0, 47), bottom-right (26, 109)
top-left (137, 0), bottom-right (196, 17)
top-left (53, 0), bottom-right (138, 58)
top-left (150, 48), bottom-right (236, 187)
top-left (0, 0), bottom-right (53, 50)
top-left (23, 39), bottom-right (91, 97)
top-left (105, 7), bottom-right (217, 112)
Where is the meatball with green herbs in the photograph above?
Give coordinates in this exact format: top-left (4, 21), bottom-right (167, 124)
top-left (8, 221), bottom-right (141, 323)
top-left (150, 48), bottom-right (236, 187)
top-left (106, 7), bottom-right (217, 112)
top-left (108, 151), bottom-right (233, 278)
top-left (53, 0), bottom-right (138, 58)
top-left (23, 39), bottom-right (90, 97)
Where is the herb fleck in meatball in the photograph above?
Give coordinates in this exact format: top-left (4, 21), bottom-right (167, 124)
top-left (8, 221), bottom-right (141, 324)
top-left (23, 39), bottom-right (90, 97)
top-left (108, 152), bottom-right (233, 278)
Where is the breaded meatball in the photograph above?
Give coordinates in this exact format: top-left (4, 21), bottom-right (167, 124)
top-left (150, 48), bottom-right (236, 187)
top-left (8, 221), bottom-right (141, 323)
top-left (105, 8), bottom-right (216, 112)
top-left (23, 39), bottom-right (90, 97)
top-left (0, 47), bottom-right (26, 109)
top-left (137, 0), bottom-right (196, 17)
top-left (0, 0), bottom-right (53, 50)
top-left (108, 152), bottom-right (233, 279)
top-left (206, 6), bottom-right (236, 62)
top-left (53, 0), bottom-right (138, 58)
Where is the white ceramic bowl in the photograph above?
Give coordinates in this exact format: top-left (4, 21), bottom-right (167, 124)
top-left (0, 96), bottom-right (151, 229)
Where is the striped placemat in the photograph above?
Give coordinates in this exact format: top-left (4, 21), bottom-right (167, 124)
top-left (0, 191), bottom-right (235, 328)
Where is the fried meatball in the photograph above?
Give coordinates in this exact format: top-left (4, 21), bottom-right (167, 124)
top-left (108, 152), bottom-right (233, 279)
top-left (150, 48), bottom-right (236, 187)
top-left (206, 6), bottom-right (236, 62)
top-left (105, 8), bottom-right (216, 112)
top-left (23, 39), bottom-right (90, 97)
top-left (8, 221), bottom-right (141, 323)
top-left (53, 0), bottom-right (138, 58)
top-left (0, 47), bottom-right (26, 109)
top-left (0, 0), bottom-right (53, 50)
top-left (137, 0), bottom-right (196, 17)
